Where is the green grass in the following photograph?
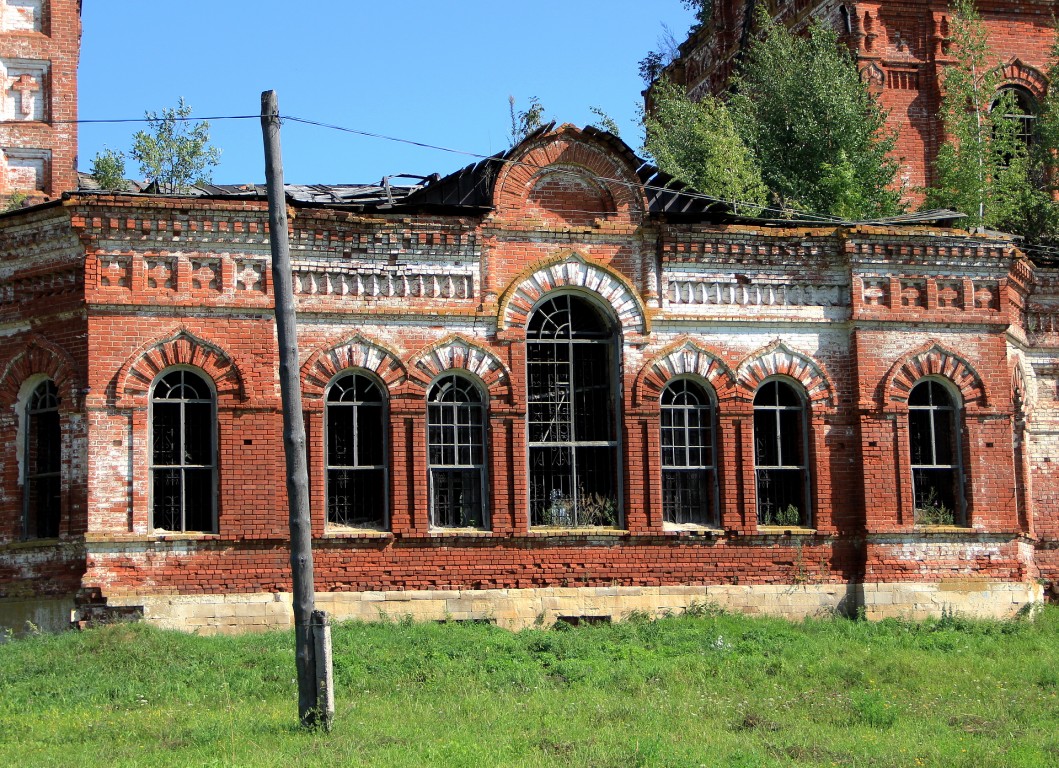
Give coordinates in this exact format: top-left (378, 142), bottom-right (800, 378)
top-left (3, 605), bottom-right (1059, 767)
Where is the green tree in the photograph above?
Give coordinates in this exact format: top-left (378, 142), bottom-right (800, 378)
top-left (728, 9), bottom-right (902, 218)
top-left (131, 98), bottom-right (220, 193)
top-left (89, 147), bottom-right (126, 191)
top-left (926, 0), bottom-right (1059, 245)
top-left (643, 79), bottom-right (766, 213)
top-left (509, 95), bottom-right (546, 146)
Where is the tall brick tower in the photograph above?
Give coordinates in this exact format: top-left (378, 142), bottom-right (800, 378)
top-left (658, 0), bottom-right (1055, 202)
top-left (0, 0), bottom-right (79, 202)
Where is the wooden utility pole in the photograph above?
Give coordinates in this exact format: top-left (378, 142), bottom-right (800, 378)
top-left (261, 89), bottom-right (330, 729)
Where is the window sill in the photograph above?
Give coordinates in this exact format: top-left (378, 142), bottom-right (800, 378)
top-left (85, 532), bottom-right (221, 543)
top-left (526, 527), bottom-right (629, 536)
top-left (322, 529), bottom-right (393, 539)
top-left (756, 526), bottom-right (817, 536)
top-left (913, 524), bottom-right (974, 533)
top-left (662, 525), bottom-right (724, 537)
top-left (426, 529), bottom-right (493, 537)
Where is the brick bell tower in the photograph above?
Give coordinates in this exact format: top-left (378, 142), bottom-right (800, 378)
top-left (658, 0), bottom-right (1056, 203)
top-left (0, 0), bottom-right (80, 203)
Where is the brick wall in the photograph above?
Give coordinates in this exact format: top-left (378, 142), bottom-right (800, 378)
top-left (0, 126), bottom-right (1054, 628)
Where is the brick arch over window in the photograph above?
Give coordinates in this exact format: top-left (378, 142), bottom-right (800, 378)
top-left (116, 329), bottom-right (245, 407)
top-left (1012, 358), bottom-right (1035, 419)
top-left (636, 339), bottom-right (738, 406)
top-left (736, 341), bottom-right (835, 408)
top-left (302, 335), bottom-right (407, 400)
top-left (0, 335), bottom-right (81, 408)
top-left (994, 57), bottom-right (1048, 100)
top-left (498, 253), bottom-right (648, 335)
top-left (493, 125), bottom-right (646, 221)
top-left (882, 343), bottom-right (988, 409)
top-left (408, 335), bottom-right (510, 400)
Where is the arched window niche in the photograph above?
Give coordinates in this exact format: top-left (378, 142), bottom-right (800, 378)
top-left (660, 377), bottom-right (718, 528)
top-left (150, 368), bottom-right (217, 533)
top-left (325, 371), bottom-right (387, 530)
top-left (753, 379), bottom-right (810, 528)
top-left (22, 379), bottom-right (61, 539)
top-left (992, 85), bottom-right (1039, 151)
top-left (527, 293), bottom-right (620, 528)
top-left (908, 379), bottom-right (965, 526)
top-left (427, 373), bottom-right (487, 529)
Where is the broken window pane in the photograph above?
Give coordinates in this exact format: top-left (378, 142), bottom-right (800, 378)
top-left (661, 379), bottom-right (716, 526)
top-left (754, 380), bottom-right (808, 527)
top-left (909, 381), bottom-right (963, 525)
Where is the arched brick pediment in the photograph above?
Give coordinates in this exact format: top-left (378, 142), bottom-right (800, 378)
top-left (498, 252), bottom-right (648, 336)
top-left (115, 329), bottom-right (245, 407)
top-left (301, 335), bottom-right (406, 399)
top-left (493, 124), bottom-right (646, 223)
top-left (883, 342), bottom-right (988, 409)
top-left (0, 335), bottom-right (81, 408)
top-left (636, 338), bottom-right (737, 406)
top-left (408, 335), bottom-right (510, 399)
top-left (993, 57), bottom-right (1048, 100)
top-left (736, 341), bottom-right (835, 407)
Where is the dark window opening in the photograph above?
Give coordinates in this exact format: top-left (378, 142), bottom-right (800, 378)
top-left (909, 380), bottom-right (963, 525)
top-left (528, 294), bottom-right (619, 528)
top-left (428, 374), bottom-right (486, 528)
top-left (23, 380), bottom-right (60, 539)
top-left (754, 380), bottom-right (809, 527)
top-left (661, 379), bottom-right (717, 526)
top-left (326, 373), bottom-right (386, 529)
top-left (151, 369), bottom-right (216, 533)
top-left (992, 86), bottom-right (1039, 152)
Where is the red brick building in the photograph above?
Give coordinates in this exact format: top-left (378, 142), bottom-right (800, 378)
top-left (0, 0), bottom-right (79, 201)
top-left (657, 0), bottom-right (1056, 201)
top-left (1, 123), bottom-right (1055, 632)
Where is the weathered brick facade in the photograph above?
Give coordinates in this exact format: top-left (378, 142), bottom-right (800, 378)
top-left (0, 124), bottom-right (1055, 631)
top-left (0, 0), bottom-right (79, 201)
top-left (658, 0), bottom-right (1056, 202)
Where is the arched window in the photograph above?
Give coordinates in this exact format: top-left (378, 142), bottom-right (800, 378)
top-left (528, 294), bottom-right (619, 528)
top-left (753, 380), bottom-right (809, 527)
top-left (23, 380), bottom-right (60, 539)
top-left (661, 379), bottom-right (717, 527)
top-left (151, 369), bottom-right (216, 533)
top-left (427, 374), bottom-right (486, 529)
top-left (992, 86), bottom-right (1038, 149)
top-left (326, 373), bottom-right (386, 529)
top-left (909, 380), bottom-right (963, 525)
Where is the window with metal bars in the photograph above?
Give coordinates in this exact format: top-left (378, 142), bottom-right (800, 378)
top-left (909, 380), bottom-right (964, 526)
top-left (326, 373), bottom-right (386, 529)
top-left (661, 379), bottom-right (717, 527)
top-left (992, 86), bottom-right (1038, 150)
top-left (753, 380), bottom-right (809, 527)
top-left (23, 379), bottom-right (60, 539)
top-left (527, 294), bottom-right (619, 528)
top-left (150, 369), bottom-right (216, 533)
top-left (427, 374), bottom-right (486, 529)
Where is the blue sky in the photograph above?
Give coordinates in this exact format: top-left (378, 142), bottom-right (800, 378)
top-left (79, 2), bottom-right (695, 185)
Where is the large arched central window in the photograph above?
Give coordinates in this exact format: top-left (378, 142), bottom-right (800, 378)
top-left (427, 374), bottom-right (486, 529)
top-left (661, 379), bottom-right (717, 527)
top-left (528, 294), bottom-right (619, 527)
top-left (753, 380), bottom-right (809, 527)
top-left (326, 373), bottom-right (386, 529)
top-left (151, 369), bottom-right (216, 533)
top-left (909, 380), bottom-right (963, 525)
top-left (23, 379), bottom-right (60, 539)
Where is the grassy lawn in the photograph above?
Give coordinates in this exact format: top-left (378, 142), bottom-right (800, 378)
top-left (3, 604), bottom-right (1059, 767)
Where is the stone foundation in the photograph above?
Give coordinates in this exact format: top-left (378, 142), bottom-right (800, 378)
top-left (99, 580), bottom-right (1044, 634)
